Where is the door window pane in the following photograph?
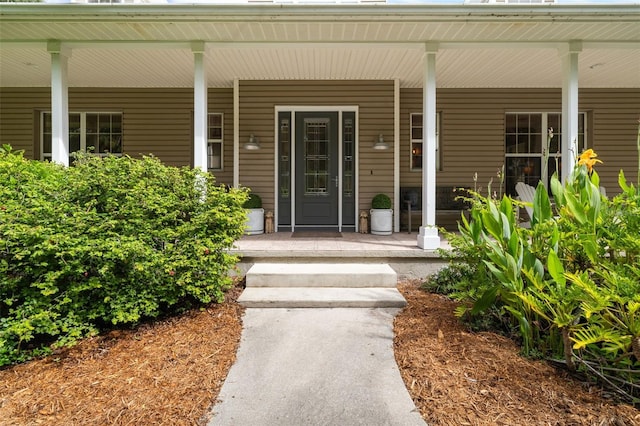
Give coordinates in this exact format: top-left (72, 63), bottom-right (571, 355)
top-left (343, 116), bottom-right (354, 198)
top-left (304, 118), bottom-right (330, 195)
top-left (279, 114), bottom-right (291, 198)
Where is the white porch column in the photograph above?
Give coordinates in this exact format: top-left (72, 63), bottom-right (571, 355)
top-left (393, 79), bottom-right (400, 233)
top-left (560, 41), bottom-right (581, 183)
top-left (192, 42), bottom-right (208, 172)
top-left (48, 41), bottom-right (70, 167)
top-left (417, 43), bottom-right (441, 250)
top-left (233, 79), bottom-right (240, 188)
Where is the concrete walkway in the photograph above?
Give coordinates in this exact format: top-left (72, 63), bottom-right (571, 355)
top-left (207, 308), bottom-right (426, 426)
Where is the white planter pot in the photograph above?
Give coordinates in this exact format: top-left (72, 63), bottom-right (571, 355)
top-left (245, 208), bottom-right (264, 235)
top-left (370, 209), bottom-right (393, 235)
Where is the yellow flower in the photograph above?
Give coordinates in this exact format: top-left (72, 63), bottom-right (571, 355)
top-left (578, 149), bottom-right (602, 173)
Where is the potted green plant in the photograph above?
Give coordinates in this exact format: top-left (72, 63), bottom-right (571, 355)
top-left (243, 193), bottom-right (264, 235)
top-left (370, 193), bottom-right (393, 235)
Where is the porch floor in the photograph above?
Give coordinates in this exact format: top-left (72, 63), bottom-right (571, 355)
top-left (230, 232), bottom-right (453, 279)
top-left (231, 231), bottom-right (451, 258)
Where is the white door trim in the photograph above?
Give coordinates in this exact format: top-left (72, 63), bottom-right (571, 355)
top-left (274, 105), bottom-right (359, 232)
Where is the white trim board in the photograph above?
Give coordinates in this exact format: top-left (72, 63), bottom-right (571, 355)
top-left (274, 105), bottom-right (360, 232)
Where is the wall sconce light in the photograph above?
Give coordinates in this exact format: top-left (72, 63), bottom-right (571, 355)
top-left (372, 133), bottom-right (389, 150)
top-left (243, 134), bottom-right (261, 150)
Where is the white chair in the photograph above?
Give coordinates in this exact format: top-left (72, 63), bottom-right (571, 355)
top-left (515, 182), bottom-right (536, 228)
top-left (599, 186), bottom-right (607, 197)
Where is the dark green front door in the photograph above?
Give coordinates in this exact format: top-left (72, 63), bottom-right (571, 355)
top-left (295, 112), bottom-right (339, 228)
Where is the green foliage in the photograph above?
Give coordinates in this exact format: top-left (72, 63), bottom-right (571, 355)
top-left (371, 193), bottom-right (392, 209)
top-left (422, 262), bottom-right (475, 296)
top-left (439, 151), bottom-right (640, 403)
top-left (0, 149), bottom-right (247, 366)
top-left (242, 193), bottom-right (262, 209)
top-left (423, 261), bottom-right (515, 336)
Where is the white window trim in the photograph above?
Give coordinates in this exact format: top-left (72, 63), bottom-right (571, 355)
top-left (41, 111), bottom-right (123, 161)
top-left (410, 112), bottom-right (440, 172)
top-left (207, 112), bottom-right (224, 171)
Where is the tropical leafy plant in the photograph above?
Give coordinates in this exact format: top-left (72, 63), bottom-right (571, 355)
top-left (435, 133), bottom-right (640, 403)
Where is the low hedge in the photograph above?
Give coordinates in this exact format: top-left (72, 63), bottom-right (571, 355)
top-left (0, 146), bottom-right (247, 366)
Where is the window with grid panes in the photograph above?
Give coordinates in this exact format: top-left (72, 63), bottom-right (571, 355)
top-left (41, 112), bottom-right (122, 164)
top-left (207, 113), bottom-right (223, 171)
top-left (504, 112), bottom-right (587, 196)
top-left (410, 112), bottom-right (440, 171)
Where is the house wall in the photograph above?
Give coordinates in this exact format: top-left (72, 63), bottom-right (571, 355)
top-left (400, 88), bottom-right (640, 195)
top-left (0, 88), bottom-right (48, 160)
top-left (238, 80), bottom-right (395, 213)
top-left (2, 85), bottom-right (637, 209)
top-left (0, 87), bottom-right (235, 186)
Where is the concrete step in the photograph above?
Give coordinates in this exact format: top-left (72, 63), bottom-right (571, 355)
top-left (245, 263), bottom-right (397, 288)
top-left (238, 287), bottom-right (407, 309)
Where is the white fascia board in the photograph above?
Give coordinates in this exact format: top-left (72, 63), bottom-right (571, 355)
top-left (1, 4), bottom-right (639, 23)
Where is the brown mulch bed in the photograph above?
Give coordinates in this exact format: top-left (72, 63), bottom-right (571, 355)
top-left (2, 279), bottom-right (638, 425)
top-left (0, 285), bottom-right (244, 426)
top-left (394, 280), bottom-right (640, 426)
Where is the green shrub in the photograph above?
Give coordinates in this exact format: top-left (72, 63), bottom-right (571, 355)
top-left (443, 142), bottom-right (639, 403)
top-left (371, 193), bottom-right (391, 209)
top-left (242, 193), bottom-right (262, 209)
top-left (0, 147), bottom-right (247, 366)
top-left (423, 262), bottom-right (472, 296)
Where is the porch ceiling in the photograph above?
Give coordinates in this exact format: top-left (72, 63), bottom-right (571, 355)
top-left (1, 4), bottom-right (639, 88)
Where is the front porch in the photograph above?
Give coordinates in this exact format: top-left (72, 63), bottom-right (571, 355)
top-left (231, 231), bottom-right (452, 279)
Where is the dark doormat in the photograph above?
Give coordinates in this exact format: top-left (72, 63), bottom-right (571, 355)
top-left (291, 232), bottom-right (343, 238)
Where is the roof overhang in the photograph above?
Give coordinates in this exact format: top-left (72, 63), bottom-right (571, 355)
top-left (1, 4), bottom-right (639, 88)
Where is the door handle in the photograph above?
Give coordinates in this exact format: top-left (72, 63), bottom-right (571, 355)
top-left (332, 176), bottom-right (339, 188)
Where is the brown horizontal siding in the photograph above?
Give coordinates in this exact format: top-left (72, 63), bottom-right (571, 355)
top-left (3, 85), bottom-right (637, 209)
top-left (72, 88), bottom-right (192, 168)
top-left (0, 88), bottom-right (51, 158)
top-left (0, 88), bottom-right (235, 186)
top-left (400, 88), bottom-right (639, 196)
top-left (584, 90), bottom-right (640, 189)
top-left (239, 80), bottom-right (395, 212)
